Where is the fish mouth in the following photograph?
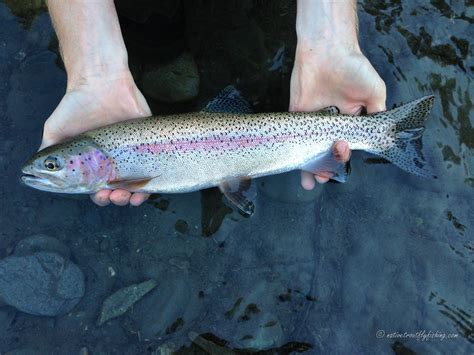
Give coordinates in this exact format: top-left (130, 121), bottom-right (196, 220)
top-left (20, 167), bottom-right (64, 192)
top-left (21, 173), bottom-right (50, 185)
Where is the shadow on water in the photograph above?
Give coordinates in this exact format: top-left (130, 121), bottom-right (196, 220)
top-left (0, 0), bottom-right (473, 354)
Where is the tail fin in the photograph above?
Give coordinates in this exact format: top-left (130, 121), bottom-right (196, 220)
top-left (378, 95), bottom-right (436, 178)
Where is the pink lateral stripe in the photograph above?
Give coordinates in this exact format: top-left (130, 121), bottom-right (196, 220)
top-left (132, 134), bottom-right (301, 154)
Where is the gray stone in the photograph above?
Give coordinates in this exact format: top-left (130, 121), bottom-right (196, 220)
top-left (0, 306), bottom-right (16, 333)
top-left (188, 332), bottom-right (237, 355)
top-left (14, 234), bottom-right (71, 259)
top-left (244, 313), bottom-right (284, 350)
top-left (0, 252), bottom-right (85, 316)
top-left (140, 52), bottom-right (199, 103)
top-left (97, 279), bottom-right (157, 326)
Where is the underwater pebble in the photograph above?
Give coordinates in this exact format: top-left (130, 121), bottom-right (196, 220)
top-left (174, 219), bottom-right (189, 234)
top-left (188, 332), bottom-right (236, 355)
top-left (168, 257), bottom-right (190, 270)
top-left (244, 313), bottom-right (284, 349)
top-left (14, 234), bottom-right (71, 259)
top-left (97, 279), bottom-right (157, 326)
top-left (154, 343), bottom-right (177, 355)
top-left (154, 199), bottom-right (170, 211)
top-left (0, 251), bottom-right (85, 316)
top-left (99, 238), bottom-right (110, 252)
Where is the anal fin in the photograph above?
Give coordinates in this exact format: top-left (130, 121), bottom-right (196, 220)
top-left (301, 144), bottom-right (350, 183)
top-left (219, 178), bottom-right (255, 216)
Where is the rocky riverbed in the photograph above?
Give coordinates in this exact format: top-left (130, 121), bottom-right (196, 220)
top-left (0, 1), bottom-right (472, 354)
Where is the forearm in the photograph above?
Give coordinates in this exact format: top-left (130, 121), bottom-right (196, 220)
top-left (47, 0), bottom-right (129, 88)
top-left (295, 0), bottom-right (360, 53)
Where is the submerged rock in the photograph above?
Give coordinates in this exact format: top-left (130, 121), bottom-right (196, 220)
top-left (187, 332), bottom-right (312, 354)
top-left (0, 251), bottom-right (85, 316)
top-left (188, 332), bottom-right (237, 355)
top-left (97, 279), bottom-right (157, 326)
top-left (140, 51), bottom-right (199, 103)
top-left (0, 306), bottom-right (16, 333)
top-left (174, 219), bottom-right (189, 234)
top-left (2, 0), bottom-right (47, 29)
top-left (14, 234), bottom-right (71, 259)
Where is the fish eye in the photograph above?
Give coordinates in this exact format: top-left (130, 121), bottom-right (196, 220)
top-left (44, 157), bottom-right (61, 171)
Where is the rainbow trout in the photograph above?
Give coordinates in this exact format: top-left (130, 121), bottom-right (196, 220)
top-left (21, 88), bottom-right (435, 214)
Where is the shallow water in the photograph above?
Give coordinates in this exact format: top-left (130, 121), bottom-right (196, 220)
top-left (0, 1), bottom-right (473, 354)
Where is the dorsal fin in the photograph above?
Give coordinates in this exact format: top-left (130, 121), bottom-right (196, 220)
top-left (202, 85), bottom-right (253, 114)
top-left (317, 106), bottom-right (340, 115)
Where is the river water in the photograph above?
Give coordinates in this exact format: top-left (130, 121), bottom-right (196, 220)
top-left (0, 1), bottom-right (472, 354)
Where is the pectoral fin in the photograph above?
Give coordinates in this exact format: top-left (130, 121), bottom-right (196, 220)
top-left (301, 144), bottom-right (350, 183)
top-left (107, 177), bottom-right (154, 191)
top-left (219, 178), bottom-right (255, 216)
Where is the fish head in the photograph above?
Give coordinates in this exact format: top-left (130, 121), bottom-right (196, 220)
top-left (21, 138), bottom-right (116, 194)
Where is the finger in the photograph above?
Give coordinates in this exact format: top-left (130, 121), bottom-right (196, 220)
top-left (333, 140), bottom-right (351, 162)
top-left (366, 86), bottom-right (387, 114)
top-left (311, 141), bottom-right (351, 185)
top-left (346, 105), bottom-right (363, 116)
top-left (91, 190), bottom-right (112, 206)
top-left (301, 171), bottom-right (316, 190)
top-left (365, 72), bottom-right (387, 114)
top-left (315, 175), bottom-right (330, 184)
top-left (366, 100), bottom-right (386, 114)
top-left (130, 193), bottom-right (150, 207)
top-left (109, 189), bottom-right (132, 206)
top-left (39, 141), bottom-right (50, 151)
top-left (39, 134), bottom-right (57, 151)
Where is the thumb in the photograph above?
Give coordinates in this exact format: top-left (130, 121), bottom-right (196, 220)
top-left (39, 132), bottom-right (57, 151)
top-left (39, 139), bottom-right (51, 151)
top-left (366, 99), bottom-right (386, 114)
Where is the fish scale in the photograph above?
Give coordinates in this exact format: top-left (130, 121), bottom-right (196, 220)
top-left (86, 112), bottom-right (372, 190)
top-left (21, 92), bottom-right (435, 213)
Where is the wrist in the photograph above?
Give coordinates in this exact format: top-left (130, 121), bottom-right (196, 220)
top-left (47, 0), bottom-right (130, 90)
top-left (66, 50), bottom-right (130, 91)
top-left (295, 0), bottom-right (360, 54)
top-left (294, 40), bottom-right (362, 73)
top-left (66, 67), bottom-right (135, 95)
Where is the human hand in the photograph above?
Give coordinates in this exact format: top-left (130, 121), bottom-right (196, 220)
top-left (42, 0), bottom-right (153, 206)
top-left (290, 45), bottom-right (386, 190)
top-left (290, 0), bottom-right (386, 190)
top-left (40, 71), bottom-right (152, 206)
